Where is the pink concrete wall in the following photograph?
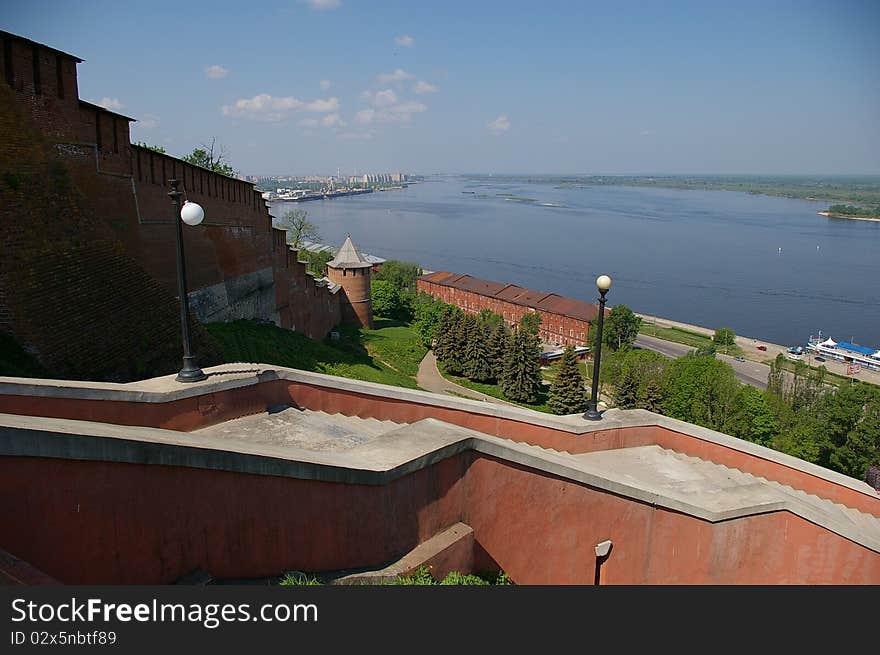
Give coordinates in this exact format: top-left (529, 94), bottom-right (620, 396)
top-left (1, 451), bottom-right (878, 584)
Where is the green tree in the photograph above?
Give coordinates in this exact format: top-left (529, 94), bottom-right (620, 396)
top-left (413, 294), bottom-right (447, 348)
top-left (279, 208), bottom-right (320, 249)
top-left (614, 367), bottom-right (640, 409)
top-left (133, 141), bottom-right (166, 154)
top-left (371, 280), bottom-right (401, 319)
top-left (501, 328), bottom-right (543, 403)
top-left (712, 327), bottom-right (736, 354)
top-left (182, 137), bottom-right (236, 176)
top-left (486, 321), bottom-right (510, 382)
top-left (766, 353), bottom-right (786, 402)
top-left (639, 378), bottom-right (664, 413)
top-left (604, 304), bottom-right (642, 351)
top-left (662, 354), bottom-right (740, 430)
top-left (443, 313), bottom-right (468, 376)
top-left (723, 386), bottom-right (780, 446)
top-left (463, 316), bottom-right (493, 382)
top-left (300, 249), bottom-right (333, 277)
top-left (548, 346), bottom-right (588, 414)
top-left (694, 342), bottom-right (717, 358)
top-left (373, 260), bottom-right (422, 294)
top-left (829, 394), bottom-right (880, 479)
top-left (432, 306), bottom-right (459, 362)
top-left (519, 312), bottom-right (541, 337)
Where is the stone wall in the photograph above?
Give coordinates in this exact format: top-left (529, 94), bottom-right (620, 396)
top-left (0, 30), bottom-right (344, 377)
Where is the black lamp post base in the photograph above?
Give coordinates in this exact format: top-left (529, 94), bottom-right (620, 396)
top-left (584, 407), bottom-right (603, 421)
top-left (176, 357), bottom-right (207, 383)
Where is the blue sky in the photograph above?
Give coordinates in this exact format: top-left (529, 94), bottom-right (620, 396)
top-left (5, 0), bottom-right (880, 176)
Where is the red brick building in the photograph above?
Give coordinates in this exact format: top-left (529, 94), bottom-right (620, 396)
top-left (418, 271), bottom-right (603, 347)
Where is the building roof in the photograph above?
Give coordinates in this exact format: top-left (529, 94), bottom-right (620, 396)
top-left (327, 235), bottom-right (373, 269)
top-left (419, 271), bottom-right (601, 322)
top-left (301, 240), bottom-right (386, 265)
top-left (838, 342), bottom-right (878, 357)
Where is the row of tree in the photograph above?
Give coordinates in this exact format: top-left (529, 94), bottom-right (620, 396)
top-left (602, 347), bottom-right (880, 481)
top-left (433, 308), bottom-right (545, 404)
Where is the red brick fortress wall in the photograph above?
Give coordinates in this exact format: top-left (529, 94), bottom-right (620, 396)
top-left (0, 30), bottom-right (343, 367)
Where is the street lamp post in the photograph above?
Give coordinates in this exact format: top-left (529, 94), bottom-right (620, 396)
top-left (168, 178), bottom-right (207, 383)
top-left (584, 274), bottom-right (612, 420)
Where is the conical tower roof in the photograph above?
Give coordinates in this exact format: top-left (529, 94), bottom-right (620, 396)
top-left (328, 234), bottom-right (373, 269)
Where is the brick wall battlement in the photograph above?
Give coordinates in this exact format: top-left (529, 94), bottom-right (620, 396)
top-left (0, 30), bottom-right (344, 377)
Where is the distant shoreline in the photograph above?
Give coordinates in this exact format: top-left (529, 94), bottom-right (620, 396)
top-left (817, 211), bottom-right (880, 222)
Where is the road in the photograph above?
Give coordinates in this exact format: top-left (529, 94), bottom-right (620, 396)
top-left (634, 334), bottom-right (769, 390)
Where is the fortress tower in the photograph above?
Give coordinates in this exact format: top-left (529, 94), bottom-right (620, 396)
top-left (326, 235), bottom-right (373, 328)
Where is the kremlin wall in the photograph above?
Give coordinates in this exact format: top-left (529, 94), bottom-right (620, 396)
top-left (0, 30), bottom-right (363, 381)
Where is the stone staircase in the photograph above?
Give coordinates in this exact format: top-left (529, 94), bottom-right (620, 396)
top-left (491, 439), bottom-right (880, 552)
top-left (194, 407), bottom-right (404, 452)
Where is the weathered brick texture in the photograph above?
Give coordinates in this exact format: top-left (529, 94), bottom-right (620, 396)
top-left (0, 31), bottom-right (345, 377)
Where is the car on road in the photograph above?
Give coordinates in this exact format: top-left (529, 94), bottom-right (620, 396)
top-left (735, 356), bottom-right (745, 362)
top-left (815, 356), bottom-right (825, 362)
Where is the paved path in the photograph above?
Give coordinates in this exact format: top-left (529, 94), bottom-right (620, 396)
top-left (636, 313), bottom-right (880, 388)
top-left (634, 334), bottom-right (769, 390)
top-left (416, 351), bottom-right (514, 406)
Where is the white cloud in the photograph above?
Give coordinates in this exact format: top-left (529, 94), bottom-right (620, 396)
top-left (136, 114), bottom-right (159, 129)
top-left (321, 113), bottom-right (345, 127)
top-left (93, 97), bottom-right (123, 111)
top-left (640, 129), bottom-right (655, 136)
top-left (303, 97), bottom-right (340, 112)
top-left (320, 79), bottom-right (331, 90)
top-left (395, 35), bottom-right (414, 47)
top-left (355, 108), bottom-right (375, 125)
top-left (222, 93), bottom-right (339, 122)
top-left (367, 89), bottom-right (398, 107)
top-left (377, 68), bottom-right (414, 83)
top-left (487, 114), bottom-right (511, 134)
top-left (414, 80), bottom-right (437, 94)
top-left (302, 0), bottom-right (341, 9)
top-left (299, 118), bottom-right (320, 127)
top-left (357, 89), bottom-right (426, 124)
top-left (205, 65), bottom-right (229, 79)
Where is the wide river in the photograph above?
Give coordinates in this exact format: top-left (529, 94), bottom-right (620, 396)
top-left (270, 177), bottom-right (880, 348)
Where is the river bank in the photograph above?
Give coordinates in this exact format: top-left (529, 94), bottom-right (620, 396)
top-left (817, 211), bottom-right (880, 222)
top-left (635, 311), bottom-right (880, 386)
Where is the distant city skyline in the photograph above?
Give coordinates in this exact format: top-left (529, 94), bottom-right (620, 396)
top-left (4, 0), bottom-right (879, 175)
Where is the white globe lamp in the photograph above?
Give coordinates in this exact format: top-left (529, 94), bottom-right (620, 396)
top-left (180, 201), bottom-right (205, 226)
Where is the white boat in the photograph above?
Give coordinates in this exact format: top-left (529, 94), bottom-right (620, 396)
top-left (805, 335), bottom-right (880, 371)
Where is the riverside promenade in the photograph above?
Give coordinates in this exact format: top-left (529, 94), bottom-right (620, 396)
top-left (636, 312), bottom-right (880, 387)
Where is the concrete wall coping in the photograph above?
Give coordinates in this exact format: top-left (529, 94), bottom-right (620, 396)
top-left (1, 363), bottom-right (877, 500)
top-left (1, 412), bottom-right (878, 554)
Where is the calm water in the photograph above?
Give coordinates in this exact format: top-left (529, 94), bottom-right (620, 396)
top-left (270, 177), bottom-right (880, 348)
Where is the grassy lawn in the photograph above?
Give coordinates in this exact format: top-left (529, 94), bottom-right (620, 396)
top-left (206, 319), bottom-right (424, 390)
top-left (441, 366), bottom-right (553, 414)
top-left (639, 324), bottom-right (742, 355)
top-left (360, 318), bottom-right (427, 377)
top-left (0, 332), bottom-right (52, 378)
